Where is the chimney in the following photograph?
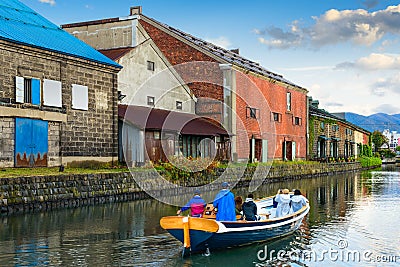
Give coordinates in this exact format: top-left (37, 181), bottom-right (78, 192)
top-left (130, 6), bottom-right (142, 15)
top-left (311, 100), bottom-right (319, 109)
top-left (230, 48), bottom-right (239, 54)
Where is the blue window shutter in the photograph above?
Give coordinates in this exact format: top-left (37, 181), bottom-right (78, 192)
top-left (31, 78), bottom-right (41, 105)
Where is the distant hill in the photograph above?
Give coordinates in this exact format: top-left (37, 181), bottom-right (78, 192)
top-left (339, 112), bottom-right (400, 133)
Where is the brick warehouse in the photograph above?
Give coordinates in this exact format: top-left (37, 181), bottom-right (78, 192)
top-left (135, 8), bottom-right (309, 162)
top-left (63, 6), bottom-right (308, 162)
top-left (309, 99), bottom-right (370, 161)
top-left (0, 0), bottom-right (121, 168)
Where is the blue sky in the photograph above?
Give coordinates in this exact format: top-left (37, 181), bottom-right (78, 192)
top-left (21, 0), bottom-right (400, 115)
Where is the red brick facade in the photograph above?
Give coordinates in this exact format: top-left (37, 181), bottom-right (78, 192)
top-left (235, 73), bottom-right (307, 160)
top-left (140, 18), bottom-right (308, 161)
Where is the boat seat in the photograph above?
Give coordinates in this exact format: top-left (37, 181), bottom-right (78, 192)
top-left (202, 204), bottom-right (217, 219)
top-left (202, 203), bottom-right (242, 220)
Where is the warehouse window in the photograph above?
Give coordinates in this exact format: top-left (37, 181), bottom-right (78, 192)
top-left (147, 61), bottom-right (155, 71)
top-left (43, 79), bottom-right (62, 107)
top-left (147, 96), bottom-right (155, 106)
top-left (15, 76), bottom-right (41, 105)
top-left (72, 84), bottom-right (88, 110)
top-left (176, 101), bottom-right (182, 110)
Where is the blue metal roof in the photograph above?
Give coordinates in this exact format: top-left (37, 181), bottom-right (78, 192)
top-left (0, 0), bottom-right (121, 68)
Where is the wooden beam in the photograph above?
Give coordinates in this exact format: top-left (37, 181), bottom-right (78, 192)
top-left (160, 216), bottom-right (219, 233)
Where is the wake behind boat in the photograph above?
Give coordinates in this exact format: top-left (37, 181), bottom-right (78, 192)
top-left (160, 195), bottom-right (310, 255)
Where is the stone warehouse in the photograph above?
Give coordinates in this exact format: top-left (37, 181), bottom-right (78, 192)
top-left (0, 0), bottom-right (121, 168)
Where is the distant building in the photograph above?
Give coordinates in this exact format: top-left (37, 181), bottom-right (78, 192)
top-left (309, 98), bottom-right (370, 161)
top-left (0, 0), bottom-right (121, 168)
top-left (382, 129), bottom-right (400, 150)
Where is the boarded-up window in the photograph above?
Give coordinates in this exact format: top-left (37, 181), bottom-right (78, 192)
top-left (43, 79), bottom-right (62, 107)
top-left (72, 84), bottom-right (88, 110)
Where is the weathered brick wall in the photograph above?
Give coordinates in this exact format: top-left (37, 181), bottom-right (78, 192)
top-left (140, 20), bottom-right (308, 161)
top-left (140, 20), bottom-right (224, 123)
top-left (0, 40), bottom-right (119, 166)
top-left (0, 118), bottom-right (14, 167)
top-left (48, 122), bottom-right (61, 167)
top-left (235, 72), bottom-right (308, 160)
top-left (61, 64), bottom-right (118, 158)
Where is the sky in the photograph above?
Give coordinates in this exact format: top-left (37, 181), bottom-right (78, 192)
top-left (20, 0), bottom-right (400, 116)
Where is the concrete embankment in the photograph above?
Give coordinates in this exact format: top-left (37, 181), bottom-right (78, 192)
top-left (0, 162), bottom-right (376, 214)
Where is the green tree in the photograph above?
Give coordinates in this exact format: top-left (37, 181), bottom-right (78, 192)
top-left (371, 130), bottom-right (388, 152)
top-left (396, 146), bottom-right (400, 152)
top-left (361, 144), bottom-right (372, 157)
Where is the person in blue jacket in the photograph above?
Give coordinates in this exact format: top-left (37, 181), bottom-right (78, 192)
top-left (177, 189), bottom-right (207, 217)
top-left (213, 182), bottom-right (236, 221)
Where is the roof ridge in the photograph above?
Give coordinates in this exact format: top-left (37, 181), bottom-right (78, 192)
top-left (141, 14), bottom-right (296, 86)
top-left (0, 3), bottom-right (60, 30)
top-left (0, 15), bottom-right (61, 31)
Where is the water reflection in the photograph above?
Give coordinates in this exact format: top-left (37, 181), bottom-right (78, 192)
top-left (0, 166), bottom-right (399, 266)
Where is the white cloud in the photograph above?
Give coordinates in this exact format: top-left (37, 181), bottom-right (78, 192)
top-left (336, 53), bottom-right (400, 70)
top-left (373, 104), bottom-right (400, 114)
top-left (39, 0), bottom-right (56, 6)
top-left (205, 36), bottom-right (232, 49)
top-left (371, 73), bottom-right (400, 96)
top-left (255, 4), bottom-right (400, 49)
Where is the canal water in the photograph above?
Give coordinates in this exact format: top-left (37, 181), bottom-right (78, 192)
top-left (0, 166), bottom-right (399, 267)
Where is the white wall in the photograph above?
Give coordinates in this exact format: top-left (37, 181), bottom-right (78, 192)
top-left (117, 40), bottom-right (195, 113)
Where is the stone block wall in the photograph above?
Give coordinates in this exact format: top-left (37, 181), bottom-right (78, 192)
top-left (61, 63), bottom-right (118, 160)
top-left (0, 39), bottom-right (120, 167)
top-left (0, 118), bottom-right (14, 167)
top-left (0, 162), bottom-right (367, 214)
top-left (48, 122), bottom-right (61, 167)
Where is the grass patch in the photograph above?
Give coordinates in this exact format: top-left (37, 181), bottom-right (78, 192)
top-left (0, 165), bottom-right (129, 178)
top-left (357, 156), bottom-right (382, 168)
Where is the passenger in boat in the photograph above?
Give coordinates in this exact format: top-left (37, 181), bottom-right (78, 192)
top-left (234, 196), bottom-right (243, 219)
top-left (242, 193), bottom-right (258, 221)
top-left (272, 189), bottom-right (282, 208)
top-left (213, 182), bottom-right (236, 221)
top-left (275, 188), bottom-right (292, 217)
top-left (177, 189), bottom-right (207, 217)
top-left (291, 189), bottom-right (308, 212)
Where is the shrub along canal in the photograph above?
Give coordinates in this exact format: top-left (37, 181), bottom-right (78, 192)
top-left (0, 165), bottom-right (399, 266)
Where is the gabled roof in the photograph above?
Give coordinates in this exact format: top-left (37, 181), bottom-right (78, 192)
top-left (0, 0), bottom-right (121, 68)
top-left (61, 9), bottom-right (304, 90)
top-left (310, 106), bottom-right (370, 134)
top-left (140, 15), bottom-right (306, 91)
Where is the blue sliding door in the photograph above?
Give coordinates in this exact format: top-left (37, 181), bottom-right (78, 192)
top-left (15, 118), bottom-right (48, 167)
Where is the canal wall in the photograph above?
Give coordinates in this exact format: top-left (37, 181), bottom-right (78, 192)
top-left (0, 162), bottom-right (372, 214)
